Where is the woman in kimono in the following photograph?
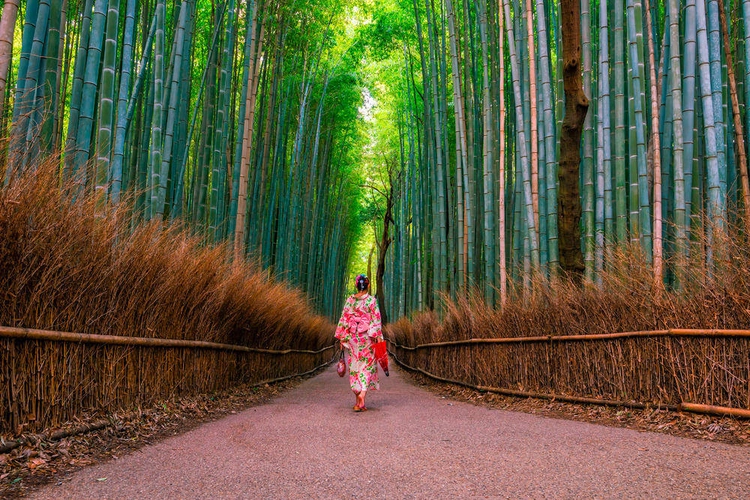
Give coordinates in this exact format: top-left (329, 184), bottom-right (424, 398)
top-left (335, 274), bottom-right (383, 412)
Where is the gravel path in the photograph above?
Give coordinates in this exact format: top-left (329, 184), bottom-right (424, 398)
top-left (31, 365), bottom-right (750, 499)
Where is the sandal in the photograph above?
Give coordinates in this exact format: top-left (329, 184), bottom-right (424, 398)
top-left (354, 406), bottom-right (367, 412)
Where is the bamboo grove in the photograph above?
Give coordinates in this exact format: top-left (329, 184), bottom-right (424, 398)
top-left (0, 0), bottom-right (369, 318)
top-left (4, 0), bottom-right (750, 323)
top-left (369, 0), bottom-right (750, 319)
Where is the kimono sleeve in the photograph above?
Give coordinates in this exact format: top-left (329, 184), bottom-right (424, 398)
top-left (367, 297), bottom-right (384, 341)
top-left (334, 297), bottom-right (354, 342)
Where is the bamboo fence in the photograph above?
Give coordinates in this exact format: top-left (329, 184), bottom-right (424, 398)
top-left (0, 326), bottom-right (335, 435)
top-left (388, 329), bottom-right (750, 416)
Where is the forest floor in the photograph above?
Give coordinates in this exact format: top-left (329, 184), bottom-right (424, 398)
top-left (0, 364), bottom-right (750, 498)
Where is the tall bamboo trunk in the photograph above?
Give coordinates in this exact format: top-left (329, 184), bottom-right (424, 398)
top-left (234, 0), bottom-right (261, 262)
top-left (94, 0), bottom-right (120, 209)
top-left (504, 0), bottom-right (539, 273)
top-left (498, 0), bottom-right (507, 305)
top-left (446, 0), bottom-right (470, 289)
top-left (478, 0), bottom-right (494, 304)
top-left (643, 0), bottom-right (663, 286)
top-left (525, 0), bottom-right (538, 236)
top-left (108, 0), bottom-right (137, 205)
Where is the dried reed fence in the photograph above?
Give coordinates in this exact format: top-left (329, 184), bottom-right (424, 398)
top-left (388, 329), bottom-right (750, 416)
top-left (389, 235), bottom-right (750, 418)
top-left (1, 326), bottom-right (334, 435)
top-left (1, 161), bottom-right (337, 437)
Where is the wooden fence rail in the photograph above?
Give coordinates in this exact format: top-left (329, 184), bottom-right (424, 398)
top-left (0, 326), bottom-right (335, 354)
top-left (1, 326), bottom-right (335, 435)
top-left (389, 328), bottom-right (750, 350)
top-left (388, 329), bottom-right (750, 418)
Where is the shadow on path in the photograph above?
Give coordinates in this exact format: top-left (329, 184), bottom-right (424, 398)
top-left (31, 365), bottom-right (750, 499)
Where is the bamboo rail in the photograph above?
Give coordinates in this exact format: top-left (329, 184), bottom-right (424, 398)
top-left (0, 419), bottom-right (111, 454)
top-left (389, 328), bottom-right (750, 351)
top-left (0, 326), bottom-right (335, 355)
top-left (388, 348), bottom-right (679, 412)
top-left (678, 403), bottom-right (750, 419)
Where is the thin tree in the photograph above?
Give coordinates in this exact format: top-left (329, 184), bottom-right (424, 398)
top-left (0, 0), bottom-right (20, 125)
top-left (558, 0), bottom-right (589, 280)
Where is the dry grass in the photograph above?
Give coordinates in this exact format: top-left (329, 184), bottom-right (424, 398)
top-left (0, 160), bottom-right (334, 435)
top-left (389, 235), bottom-right (750, 411)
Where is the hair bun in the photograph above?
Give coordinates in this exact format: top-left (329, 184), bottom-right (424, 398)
top-left (355, 274), bottom-right (370, 291)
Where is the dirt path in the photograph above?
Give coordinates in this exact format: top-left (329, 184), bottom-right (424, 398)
top-left (30, 365), bottom-right (750, 499)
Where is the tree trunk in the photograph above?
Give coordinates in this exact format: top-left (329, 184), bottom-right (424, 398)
top-left (557, 0), bottom-right (589, 280)
top-left (0, 0), bottom-right (20, 128)
top-left (376, 192), bottom-right (393, 327)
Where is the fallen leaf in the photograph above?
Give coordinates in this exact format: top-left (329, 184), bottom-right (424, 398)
top-left (97, 477), bottom-right (108, 482)
top-left (28, 457), bottom-right (47, 470)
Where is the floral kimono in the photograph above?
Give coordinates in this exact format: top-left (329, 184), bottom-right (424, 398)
top-left (334, 293), bottom-right (384, 392)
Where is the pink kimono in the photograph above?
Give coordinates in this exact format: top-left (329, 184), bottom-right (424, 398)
top-left (334, 294), bottom-right (384, 392)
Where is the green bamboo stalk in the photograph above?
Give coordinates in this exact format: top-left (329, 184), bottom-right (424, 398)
top-left (446, 0), bottom-right (471, 288)
top-left (6, 0), bottom-right (49, 181)
top-left (582, 0), bottom-right (595, 282)
top-left (172, 2), bottom-right (228, 219)
top-left (40, 0), bottom-right (63, 154)
top-left (154, 1), bottom-right (188, 220)
top-left (109, 0), bottom-right (139, 205)
top-left (537, 0), bottom-right (557, 275)
top-left (497, 0), bottom-right (507, 304)
top-left (145, 0), bottom-right (165, 220)
top-left (627, 0), bottom-right (652, 259)
top-left (234, 0), bottom-right (261, 261)
top-left (71, 0), bottom-right (107, 190)
top-left (614, 0), bottom-right (628, 244)
top-left (695, 0), bottom-right (725, 242)
top-left (64, 0), bottom-right (94, 182)
top-left (707, 0), bottom-right (727, 210)
top-left (597, 0), bottom-right (612, 282)
top-left (478, 0), bottom-right (495, 304)
top-left (425, 0), bottom-right (448, 298)
top-left (504, 0), bottom-right (539, 271)
top-left (94, 0), bottom-right (120, 208)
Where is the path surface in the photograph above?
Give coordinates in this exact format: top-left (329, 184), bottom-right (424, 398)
top-left (32, 365), bottom-right (750, 499)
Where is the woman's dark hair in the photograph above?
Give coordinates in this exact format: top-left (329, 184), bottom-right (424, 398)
top-left (355, 274), bottom-right (370, 292)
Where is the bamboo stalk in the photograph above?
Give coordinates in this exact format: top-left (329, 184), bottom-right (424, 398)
top-left (0, 326), bottom-right (334, 355)
top-left (678, 402), bottom-right (750, 419)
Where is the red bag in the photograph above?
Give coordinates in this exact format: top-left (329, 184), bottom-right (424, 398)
top-left (372, 341), bottom-right (389, 376)
top-left (336, 349), bottom-right (347, 377)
